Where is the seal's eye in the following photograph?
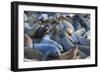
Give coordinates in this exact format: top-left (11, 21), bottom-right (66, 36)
top-left (54, 52), bottom-right (58, 57)
top-left (55, 51), bottom-right (61, 58)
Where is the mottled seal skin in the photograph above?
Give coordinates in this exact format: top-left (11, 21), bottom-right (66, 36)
top-left (24, 47), bottom-right (44, 61)
top-left (52, 45), bottom-right (79, 60)
top-left (24, 12), bottom-right (90, 61)
top-left (33, 42), bottom-right (62, 61)
top-left (24, 34), bottom-right (33, 48)
top-left (33, 25), bottom-right (49, 38)
top-left (24, 34), bottom-right (43, 60)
